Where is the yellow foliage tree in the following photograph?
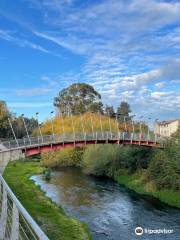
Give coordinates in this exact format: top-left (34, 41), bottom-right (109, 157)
top-left (33, 112), bottom-right (136, 136)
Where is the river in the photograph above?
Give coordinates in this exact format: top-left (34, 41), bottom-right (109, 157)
top-left (30, 168), bottom-right (180, 240)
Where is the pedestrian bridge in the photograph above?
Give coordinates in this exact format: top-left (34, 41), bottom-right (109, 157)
top-left (0, 131), bottom-right (161, 240)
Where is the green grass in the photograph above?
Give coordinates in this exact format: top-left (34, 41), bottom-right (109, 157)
top-left (114, 171), bottom-right (180, 209)
top-left (3, 160), bottom-right (92, 240)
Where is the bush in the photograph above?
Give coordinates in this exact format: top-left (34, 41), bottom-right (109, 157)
top-left (148, 149), bottom-right (180, 191)
top-left (81, 144), bottom-right (152, 177)
top-left (82, 144), bottom-right (121, 177)
top-left (41, 147), bottom-right (84, 168)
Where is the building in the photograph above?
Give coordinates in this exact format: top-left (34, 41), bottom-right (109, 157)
top-left (155, 119), bottom-right (180, 137)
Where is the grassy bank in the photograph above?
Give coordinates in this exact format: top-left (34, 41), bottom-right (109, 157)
top-left (114, 171), bottom-right (180, 208)
top-left (3, 160), bottom-right (92, 240)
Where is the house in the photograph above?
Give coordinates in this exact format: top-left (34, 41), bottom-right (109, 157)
top-left (155, 119), bottom-right (180, 137)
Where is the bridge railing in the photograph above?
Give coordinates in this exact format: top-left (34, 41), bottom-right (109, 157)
top-left (0, 174), bottom-right (49, 240)
top-left (0, 131), bottom-right (160, 152)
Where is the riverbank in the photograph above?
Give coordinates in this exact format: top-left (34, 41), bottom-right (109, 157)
top-left (114, 171), bottom-right (180, 209)
top-left (3, 160), bottom-right (92, 240)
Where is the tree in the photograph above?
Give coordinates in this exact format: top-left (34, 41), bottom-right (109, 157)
top-left (54, 83), bottom-right (103, 115)
top-left (117, 101), bottom-right (131, 122)
top-left (12, 117), bottom-right (38, 139)
top-left (104, 105), bottom-right (115, 118)
top-left (0, 101), bottom-right (11, 139)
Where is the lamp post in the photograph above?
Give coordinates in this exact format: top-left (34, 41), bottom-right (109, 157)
top-left (154, 118), bottom-right (159, 142)
top-left (21, 114), bottom-right (31, 145)
top-left (36, 112), bottom-right (43, 143)
top-left (59, 110), bottom-right (65, 136)
top-left (90, 112), bottom-right (94, 138)
top-left (147, 117), bottom-right (151, 140)
top-left (139, 116), bottom-right (143, 140)
top-left (108, 112), bottom-right (112, 139)
top-left (50, 111), bottom-right (55, 142)
top-left (99, 111), bottom-right (103, 138)
top-left (8, 117), bottom-right (19, 147)
top-left (124, 116), bottom-right (127, 132)
top-left (68, 104), bottom-right (75, 142)
top-left (130, 114), bottom-right (136, 140)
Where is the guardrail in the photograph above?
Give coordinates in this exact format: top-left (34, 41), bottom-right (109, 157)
top-left (0, 131), bottom-right (160, 152)
top-left (0, 174), bottom-right (49, 240)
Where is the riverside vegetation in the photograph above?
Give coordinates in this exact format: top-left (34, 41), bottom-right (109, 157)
top-left (3, 161), bottom-right (92, 240)
top-left (41, 127), bottom-right (180, 209)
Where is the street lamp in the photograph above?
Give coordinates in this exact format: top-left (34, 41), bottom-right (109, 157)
top-left (124, 116), bottom-right (127, 132)
top-left (21, 114), bottom-right (31, 145)
top-left (99, 111), bottom-right (103, 138)
top-left (130, 114), bottom-right (136, 139)
top-left (147, 117), bottom-right (151, 140)
top-left (36, 112), bottom-right (43, 143)
top-left (139, 115), bottom-right (143, 139)
top-left (90, 111), bottom-right (94, 138)
top-left (50, 111), bottom-right (55, 142)
top-left (108, 112), bottom-right (112, 139)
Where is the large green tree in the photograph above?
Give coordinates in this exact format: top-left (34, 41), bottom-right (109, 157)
top-left (117, 101), bottom-right (132, 122)
top-left (0, 101), bottom-right (11, 138)
top-left (54, 83), bottom-right (103, 114)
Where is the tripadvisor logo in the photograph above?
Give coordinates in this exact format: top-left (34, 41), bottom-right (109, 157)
top-left (135, 226), bottom-right (143, 236)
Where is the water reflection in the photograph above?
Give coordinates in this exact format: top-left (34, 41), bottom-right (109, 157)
top-left (30, 167), bottom-right (180, 240)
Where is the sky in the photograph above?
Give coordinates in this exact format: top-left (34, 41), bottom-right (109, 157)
top-left (0, 0), bottom-right (180, 122)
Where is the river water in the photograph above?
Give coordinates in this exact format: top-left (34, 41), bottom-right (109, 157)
top-left (30, 168), bottom-right (180, 240)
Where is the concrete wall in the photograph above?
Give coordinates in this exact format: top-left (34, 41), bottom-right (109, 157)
top-left (0, 149), bottom-right (25, 174)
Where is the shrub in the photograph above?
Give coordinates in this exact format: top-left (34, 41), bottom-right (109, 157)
top-left (148, 149), bottom-right (180, 191)
top-left (41, 147), bottom-right (84, 168)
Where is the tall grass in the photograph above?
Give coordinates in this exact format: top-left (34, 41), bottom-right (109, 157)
top-left (34, 112), bottom-right (139, 136)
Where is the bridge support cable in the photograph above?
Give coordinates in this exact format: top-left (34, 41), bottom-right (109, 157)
top-left (59, 110), bottom-right (65, 145)
top-left (108, 114), bottom-right (112, 140)
top-left (36, 113), bottom-right (43, 144)
top-left (8, 117), bottom-right (19, 148)
top-left (21, 114), bottom-right (32, 146)
top-left (98, 111), bottom-right (103, 139)
top-left (90, 112), bottom-right (95, 139)
top-left (0, 174), bottom-right (49, 240)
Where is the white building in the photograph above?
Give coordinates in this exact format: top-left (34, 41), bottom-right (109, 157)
top-left (155, 119), bottom-right (180, 137)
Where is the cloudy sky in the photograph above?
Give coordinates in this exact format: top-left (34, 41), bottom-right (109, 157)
top-left (0, 0), bottom-right (180, 122)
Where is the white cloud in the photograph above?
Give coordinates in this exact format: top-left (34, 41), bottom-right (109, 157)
top-left (15, 87), bottom-right (52, 96)
top-left (0, 29), bottom-right (60, 56)
top-left (155, 82), bottom-right (165, 90)
top-left (8, 102), bottom-right (52, 108)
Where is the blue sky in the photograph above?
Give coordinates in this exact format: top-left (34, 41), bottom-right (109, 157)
top-left (0, 0), bottom-right (180, 122)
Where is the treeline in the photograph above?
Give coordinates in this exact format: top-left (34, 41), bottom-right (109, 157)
top-left (0, 101), bottom-right (38, 139)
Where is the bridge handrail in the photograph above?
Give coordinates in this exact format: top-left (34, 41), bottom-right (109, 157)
top-left (0, 174), bottom-right (49, 239)
top-left (0, 131), bottom-right (161, 153)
